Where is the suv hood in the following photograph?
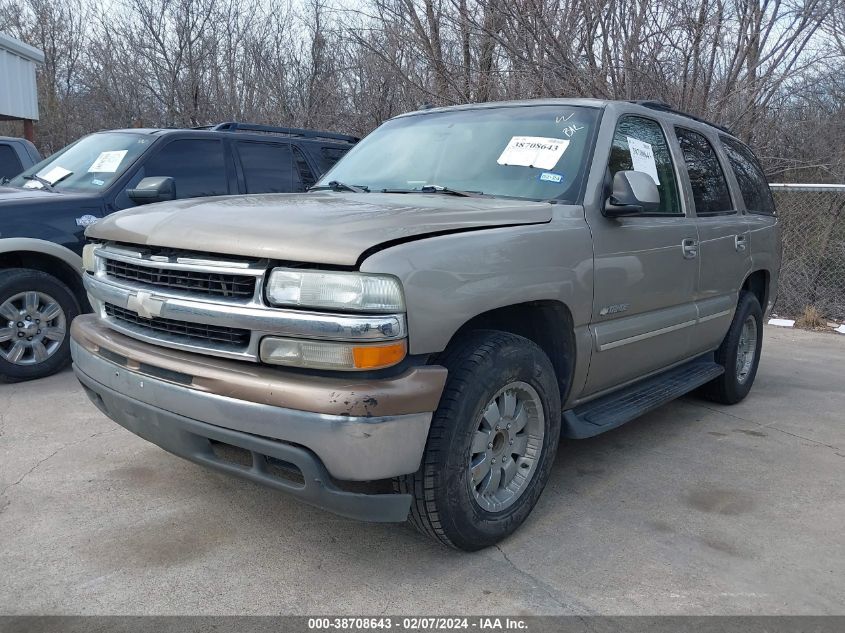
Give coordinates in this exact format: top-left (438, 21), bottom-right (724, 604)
top-left (87, 192), bottom-right (553, 266)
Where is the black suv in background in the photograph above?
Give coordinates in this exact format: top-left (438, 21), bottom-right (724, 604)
top-left (0, 122), bottom-right (358, 383)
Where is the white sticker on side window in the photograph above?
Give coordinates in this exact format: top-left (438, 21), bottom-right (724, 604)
top-left (626, 137), bottom-right (660, 185)
top-left (497, 136), bottom-right (570, 170)
top-left (88, 150), bottom-right (128, 173)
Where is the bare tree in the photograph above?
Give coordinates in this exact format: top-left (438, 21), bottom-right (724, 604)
top-left (1, 0), bottom-right (842, 181)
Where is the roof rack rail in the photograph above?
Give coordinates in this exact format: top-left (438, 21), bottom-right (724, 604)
top-left (209, 122), bottom-right (359, 143)
top-left (628, 100), bottom-right (733, 135)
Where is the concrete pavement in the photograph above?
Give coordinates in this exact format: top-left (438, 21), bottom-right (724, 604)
top-left (0, 326), bottom-right (842, 615)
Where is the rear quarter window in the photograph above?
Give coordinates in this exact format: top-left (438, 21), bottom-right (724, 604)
top-left (0, 145), bottom-right (24, 180)
top-left (319, 146), bottom-right (350, 170)
top-left (720, 136), bottom-right (775, 215)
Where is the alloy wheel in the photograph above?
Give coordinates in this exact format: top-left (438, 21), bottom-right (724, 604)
top-left (468, 381), bottom-right (545, 513)
top-left (0, 291), bottom-right (67, 366)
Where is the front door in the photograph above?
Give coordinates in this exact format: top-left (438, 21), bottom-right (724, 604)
top-left (582, 115), bottom-right (700, 397)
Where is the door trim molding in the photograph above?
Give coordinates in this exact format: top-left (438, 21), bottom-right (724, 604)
top-left (598, 319), bottom-right (697, 351)
top-left (698, 309), bottom-right (732, 323)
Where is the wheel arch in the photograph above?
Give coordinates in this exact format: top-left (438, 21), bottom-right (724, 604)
top-left (742, 269), bottom-right (770, 313)
top-left (440, 300), bottom-right (577, 405)
top-left (0, 239), bottom-right (87, 310)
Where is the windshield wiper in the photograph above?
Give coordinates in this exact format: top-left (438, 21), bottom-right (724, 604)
top-left (383, 185), bottom-right (483, 197)
top-left (311, 180), bottom-right (369, 193)
top-left (22, 174), bottom-right (56, 192)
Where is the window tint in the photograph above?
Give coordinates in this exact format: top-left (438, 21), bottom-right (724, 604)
top-left (293, 146), bottom-right (316, 190)
top-left (144, 139), bottom-right (227, 199)
top-left (237, 141), bottom-right (299, 193)
top-left (608, 116), bottom-right (681, 215)
top-left (675, 128), bottom-right (733, 215)
top-left (320, 146), bottom-right (349, 169)
top-left (720, 136), bottom-right (775, 215)
top-left (0, 145), bottom-right (23, 180)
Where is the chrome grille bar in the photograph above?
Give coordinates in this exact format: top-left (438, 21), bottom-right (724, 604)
top-left (85, 245), bottom-right (407, 363)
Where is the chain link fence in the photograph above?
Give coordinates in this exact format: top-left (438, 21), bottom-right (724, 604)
top-left (771, 183), bottom-right (845, 321)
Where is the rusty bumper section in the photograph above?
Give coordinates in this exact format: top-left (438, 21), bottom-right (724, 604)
top-left (71, 315), bottom-right (446, 417)
top-left (71, 315), bottom-right (448, 505)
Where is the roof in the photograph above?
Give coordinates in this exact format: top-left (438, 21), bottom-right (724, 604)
top-left (0, 32), bottom-right (44, 63)
top-left (90, 125), bottom-right (356, 145)
top-left (0, 32), bottom-right (44, 121)
top-left (398, 98), bottom-right (609, 117)
top-left (397, 97), bottom-right (735, 136)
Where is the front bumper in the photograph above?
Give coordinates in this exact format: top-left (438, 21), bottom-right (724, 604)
top-left (70, 315), bottom-right (448, 522)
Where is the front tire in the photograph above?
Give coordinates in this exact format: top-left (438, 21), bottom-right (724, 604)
top-left (701, 291), bottom-right (763, 404)
top-left (397, 331), bottom-right (562, 551)
top-left (0, 268), bottom-right (79, 383)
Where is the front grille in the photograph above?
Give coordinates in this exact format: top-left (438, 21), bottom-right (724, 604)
top-left (105, 303), bottom-right (250, 347)
top-left (104, 258), bottom-right (256, 299)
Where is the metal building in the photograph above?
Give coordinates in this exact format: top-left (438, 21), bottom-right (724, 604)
top-left (0, 32), bottom-right (44, 142)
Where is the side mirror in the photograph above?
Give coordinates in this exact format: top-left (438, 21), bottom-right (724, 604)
top-left (603, 170), bottom-right (660, 217)
top-left (128, 177), bottom-right (176, 205)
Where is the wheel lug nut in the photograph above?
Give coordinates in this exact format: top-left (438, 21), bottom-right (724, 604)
top-left (507, 423), bottom-right (511, 430)
top-left (27, 336), bottom-right (32, 341)
top-left (17, 332), bottom-right (24, 337)
top-left (25, 316), bottom-right (31, 321)
top-left (17, 322), bottom-right (23, 327)
top-left (491, 458), bottom-right (496, 464)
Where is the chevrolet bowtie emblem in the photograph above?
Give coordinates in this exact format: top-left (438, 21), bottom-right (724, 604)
top-left (127, 291), bottom-right (165, 319)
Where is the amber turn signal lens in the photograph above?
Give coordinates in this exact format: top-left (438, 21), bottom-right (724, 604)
top-left (352, 341), bottom-right (407, 369)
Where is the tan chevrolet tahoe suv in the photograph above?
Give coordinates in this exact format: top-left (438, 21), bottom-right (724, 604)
top-left (70, 99), bottom-right (781, 550)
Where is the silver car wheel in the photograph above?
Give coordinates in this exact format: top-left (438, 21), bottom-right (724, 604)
top-left (468, 381), bottom-right (545, 513)
top-left (735, 315), bottom-right (758, 384)
top-left (0, 291), bottom-right (67, 366)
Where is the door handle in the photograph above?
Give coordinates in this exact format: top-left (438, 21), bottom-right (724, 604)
top-left (735, 234), bottom-right (747, 252)
top-left (681, 238), bottom-right (698, 259)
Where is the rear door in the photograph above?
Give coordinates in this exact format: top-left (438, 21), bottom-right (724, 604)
top-left (673, 126), bottom-right (751, 354)
top-left (719, 136), bottom-right (780, 313)
top-left (583, 114), bottom-right (700, 396)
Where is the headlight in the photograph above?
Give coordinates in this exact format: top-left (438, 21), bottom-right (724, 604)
top-left (260, 337), bottom-right (407, 370)
top-left (82, 243), bottom-right (101, 272)
top-left (266, 268), bottom-right (404, 312)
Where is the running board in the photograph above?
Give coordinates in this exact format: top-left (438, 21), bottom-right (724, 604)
top-left (563, 358), bottom-right (724, 439)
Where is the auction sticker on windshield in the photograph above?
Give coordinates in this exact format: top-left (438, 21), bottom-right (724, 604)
top-left (497, 136), bottom-right (569, 170)
top-left (41, 166), bottom-right (73, 184)
top-left (88, 150), bottom-right (128, 173)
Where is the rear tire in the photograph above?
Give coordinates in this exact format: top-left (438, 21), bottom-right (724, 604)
top-left (701, 291), bottom-right (763, 404)
top-left (0, 268), bottom-right (79, 384)
top-left (397, 330), bottom-right (562, 551)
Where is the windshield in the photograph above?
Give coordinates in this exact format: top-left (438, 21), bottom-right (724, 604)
top-left (8, 132), bottom-right (152, 193)
top-left (318, 105), bottom-right (600, 202)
